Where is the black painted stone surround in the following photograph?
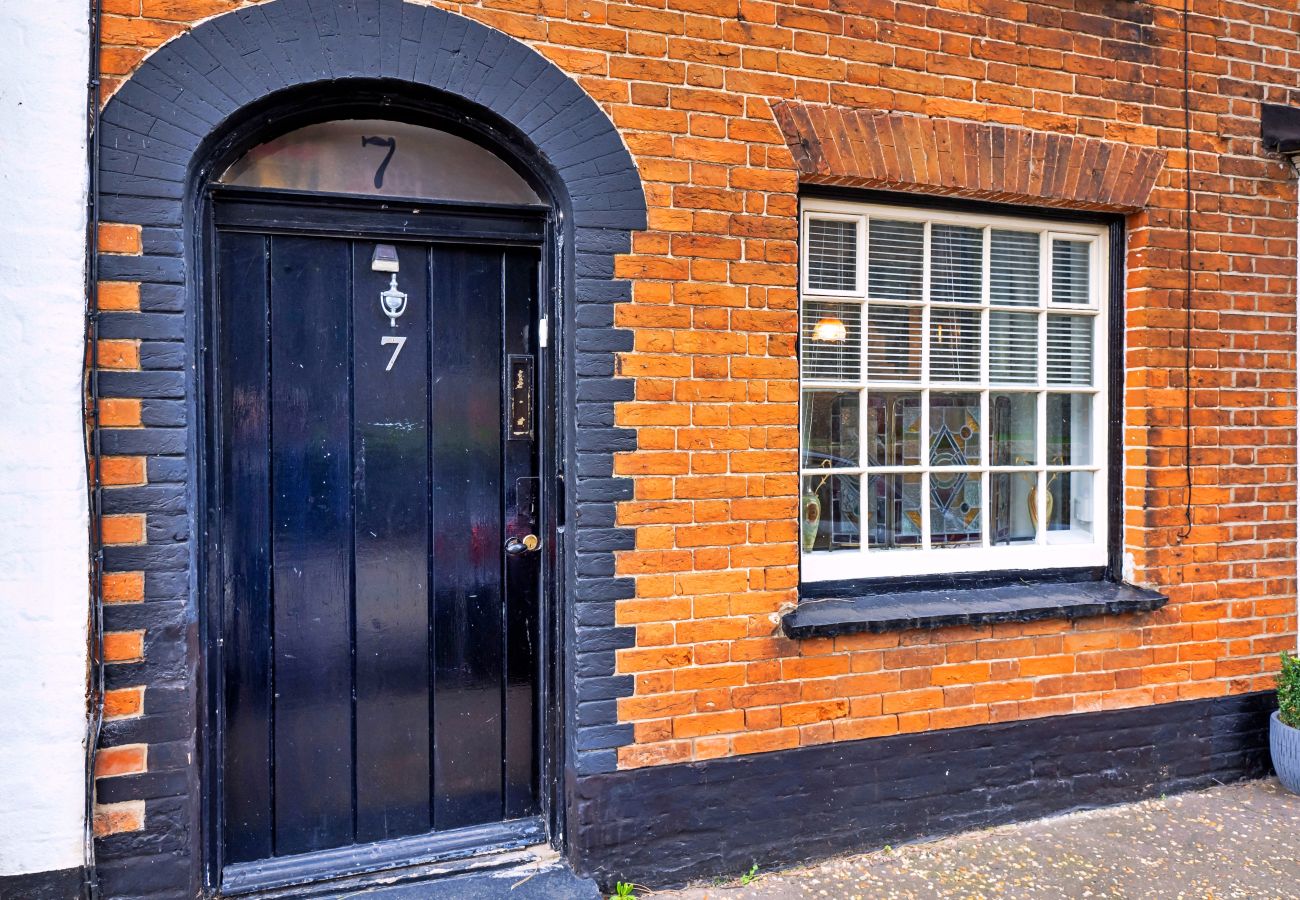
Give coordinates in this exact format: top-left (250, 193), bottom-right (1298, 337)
top-left (0, 867), bottom-right (87, 900)
top-left (571, 691), bottom-right (1276, 890)
top-left (95, 1), bottom-right (644, 897)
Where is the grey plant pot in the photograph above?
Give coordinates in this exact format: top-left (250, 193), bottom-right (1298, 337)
top-left (1271, 711), bottom-right (1300, 795)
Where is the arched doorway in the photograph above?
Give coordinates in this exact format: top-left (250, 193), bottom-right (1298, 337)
top-left (94, 4), bottom-right (645, 895)
top-left (204, 112), bottom-right (552, 892)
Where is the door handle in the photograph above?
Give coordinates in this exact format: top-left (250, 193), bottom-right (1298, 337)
top-left (505, 534), bottom-right (540, 556)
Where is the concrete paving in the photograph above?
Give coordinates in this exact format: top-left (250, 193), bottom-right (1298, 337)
top-left (658, 779), bottom-right (1300, 900)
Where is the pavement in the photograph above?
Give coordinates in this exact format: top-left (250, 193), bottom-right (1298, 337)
top-left (656, 778), bottom-right (1300, 900)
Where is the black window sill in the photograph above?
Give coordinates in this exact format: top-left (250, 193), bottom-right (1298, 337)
top-left (783, 576), bottom-right (1168, 638)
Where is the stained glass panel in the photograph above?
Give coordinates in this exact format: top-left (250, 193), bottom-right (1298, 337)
top-left (802, 391), bottom-right (860, 469)
top-left (991, 471), bottom-right (1036, 546)
top-left (930, 472), bottom-right (981, 547)
top-left (929, 392), bottom-right (981, 467)
top-left (867, 392), bottom-right (921, 467)
top-left (802, 473), bottom-right (861, 552)
top-left (866, 474), bottom-right (922, 550)
top-left (990, 392), bottom-right (1036, 465)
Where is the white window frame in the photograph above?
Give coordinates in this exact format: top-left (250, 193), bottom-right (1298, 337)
top-left (799, 198), bottom-right (1112, 582)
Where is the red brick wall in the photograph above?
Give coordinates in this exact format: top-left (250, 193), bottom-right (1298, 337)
top-left (96, 0), bottom-right (1299, 797)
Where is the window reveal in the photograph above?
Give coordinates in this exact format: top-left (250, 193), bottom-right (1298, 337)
top-left (799, 202), bottom-right (1109, 581)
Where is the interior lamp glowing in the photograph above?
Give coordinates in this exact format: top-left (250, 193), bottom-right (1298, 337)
top-left (810, 316), bottom-right (848, 343)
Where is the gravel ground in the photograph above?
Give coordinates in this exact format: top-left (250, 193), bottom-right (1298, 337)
top-left (656, 779), bottom-right (1300, 900)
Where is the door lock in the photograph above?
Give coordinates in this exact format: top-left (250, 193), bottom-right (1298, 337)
top-left (505, 533), bottom-right (540, 556)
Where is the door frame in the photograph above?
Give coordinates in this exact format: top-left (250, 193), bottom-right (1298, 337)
top-left (196, 109), bottom-right (568, 895)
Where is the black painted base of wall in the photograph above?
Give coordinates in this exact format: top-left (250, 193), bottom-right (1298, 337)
top-left (0, 866), bottom-right (87, 900)
top-left (570, 691), bottom-right (1276, 890)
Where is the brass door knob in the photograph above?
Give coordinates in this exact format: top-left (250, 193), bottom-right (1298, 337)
top-left (505, 534), bottom-right (540, 556)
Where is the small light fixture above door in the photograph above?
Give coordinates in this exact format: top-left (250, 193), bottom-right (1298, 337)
top-left (371, 244), bottom-right (400, 273)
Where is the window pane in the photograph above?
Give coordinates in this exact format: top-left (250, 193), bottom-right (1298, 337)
top-left (866, 304), bottom-right (921, 381)
top-left (990, 392), bottom-right (1036, 465)
top-left (219, 119), bottom-right (541, 204)
top-left (930, 308), bottom-right (980, 382)
top-left (991, 230), bottom-right (1040, 306)
top-left (1046, 393), bottom-right (1092, 465)
top-left (807, 219), bottom-right (857, 291)
top-left (989, 310), bottom-right (1038, 384)
top-left (930, 224), bottom-right (983, 304)
top-left (930, 392), bottom-right (981, 466)
top-left (1046, 314), bottom-right (1093, 385)
top-left (1052, 238), bottom-right (1091, 305)
top-left (867, 392), bottom-right (921, 467)
top-left (868, 219), bottom-right (923, 303)
top-left (802, 473), bottom-right (861, 552)
top-left (867, 473), bottom-right (922, 550)
top-left (801, 300), bottom-right (861, 381)
top-left (991, 471), bottom-right (1036, 546)
top-left (931, 472), bottom-right (981, 547)
top-left (1046, 471), bottom-right (1094, 543)
top-left (802, 391), bottom-right (859, 469)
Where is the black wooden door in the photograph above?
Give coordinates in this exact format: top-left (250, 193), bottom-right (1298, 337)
top-left (212, 218), bottom-right (542, 869)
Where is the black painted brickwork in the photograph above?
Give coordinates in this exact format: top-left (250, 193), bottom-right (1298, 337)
top-left (571, 691), bottom-right (1277, 890)
top-left (0, 867), bottom-right (87, 900)
top-left (95, 1), bottom-right (645, 896)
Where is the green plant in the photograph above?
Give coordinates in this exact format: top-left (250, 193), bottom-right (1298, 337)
top-left (610, 881), bottom-right (638, 900)
top-left (1279, 651), bottom-right (1300, 729)
top-left (740, 863), bottom-right (760, 886)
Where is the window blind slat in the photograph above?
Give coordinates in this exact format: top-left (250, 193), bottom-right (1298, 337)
top-left (989, 311), bottom-right (1038, 384)
top-left (866, 304), bottom-right (921, 381)
top-left (930, 224), bottom-right (983, 304)
top-left (929, 308), bottom-right (980, 382)
top-left (1046, 314), bottom-right (1093, 385)
top-left (868, 219), bottom-right (923, 303)
top-left (1051, 238), bottom-right (1090, 305)
top-left (801, 300), bottom-right (861, 381)
top-left (990, 230), bottom-right (1040, 306)
top-left (807, 219), bottom-right (857, 291)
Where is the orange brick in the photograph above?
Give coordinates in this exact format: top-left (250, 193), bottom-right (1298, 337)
top-left (99, 456), bottom-right (145, 486)
top-left (102, 571), bottom-right (144, 603)
top-left (99, 398), bottom-right (142, 427)
top-left (104, 630), bottom-right (145, 663)
top-left (97, 282), bottom-right (140, 311)
top-left (95, 744), bottom-right (147, 778)
top-left (102, 514), bottom-right (145, 545)
top-left (104, 687), bottom-right (144, 719)
top-left (94, 801), bottom-right (145, 837)
top-left (98, 339), bottom-right (140, 370)
top-left (98, 222), bottom-right (142, 254)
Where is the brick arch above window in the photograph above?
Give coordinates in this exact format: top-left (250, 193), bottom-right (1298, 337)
top-left (772, 103), bottom-right (1167, 214)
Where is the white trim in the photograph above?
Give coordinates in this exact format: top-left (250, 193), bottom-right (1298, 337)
top-left (799, 199), bottom-right (1111, 582)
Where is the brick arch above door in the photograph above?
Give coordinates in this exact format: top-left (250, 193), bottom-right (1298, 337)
top-left (92, 3), bottom-right (646, 895)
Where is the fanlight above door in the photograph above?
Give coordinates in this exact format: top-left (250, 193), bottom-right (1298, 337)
top-left (219, 118), bottom-right (543, 205)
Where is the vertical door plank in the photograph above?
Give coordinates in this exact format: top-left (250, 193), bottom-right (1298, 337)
top-left (352, 242), bottom-right (434, 842)
top-left (430, 247), bottom-right (506, 829)
top-left (502, 249), bottom-right (541, 820)
top-left (269, 235), bottom-right (355, 855)
top-left (219, 231), bottom-right (274, 864)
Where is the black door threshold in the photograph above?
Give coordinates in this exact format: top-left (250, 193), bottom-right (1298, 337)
top-left (318, 853), bottom-right (602, 899)
top-left (221, 818), bottom-right (547, 897)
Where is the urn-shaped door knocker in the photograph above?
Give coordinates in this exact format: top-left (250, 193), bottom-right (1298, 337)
top-left (380, 274), bottom-right (408, 327)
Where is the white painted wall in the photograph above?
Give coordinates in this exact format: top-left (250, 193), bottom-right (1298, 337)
top-left (0, 0), bottom-right (91, 878)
